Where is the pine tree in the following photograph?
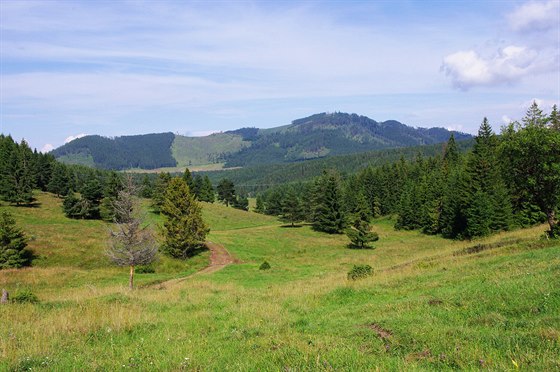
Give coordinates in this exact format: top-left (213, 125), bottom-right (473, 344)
top-left (217, 178), bottom-right (236, 207)
top-left (151, 172), bottom-right (171, 213)
top-left (523, 101), bottom-right (546, 127)
top-left (140, 174), bottom-right (154, 198)
top-left (233, 194), bottom-right (249, 211)
top-left (312, 170), bottom-right (346, 234)
top-left (160, 178), bottom-right (209, 258)
top-left (501, 104), bottom-right (560, 236)
top-left (254, 194), bottom-right (265, 214)
top-left (81, 179), bottom-right (103, 219)
top-left (182, 168), bottom-right (194, 190)
top-left (443, 133), bottom-right (460, 170)
top-left (281, 187), bottom-right (305, 226)
top-left (35, 153), bottom-right (54, 191)
top-left (346, 192), bottom-right (379, 248)
top-left (100, 171), bottom-right (124, 221)
top-left (2, 140), bottom-right (36, 205)
top-left (47, 162), bottom-right (70, 197)
top-left (0, 211), bottom-right (30, 269)
top-left (201, 176), bottom-right (215, 203)
top-left (549, 104), bottom-right (560, 131)
top-left (107, 178), bottom-right (157, 289)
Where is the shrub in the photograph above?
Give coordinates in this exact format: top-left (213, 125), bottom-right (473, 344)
top-left (12, 289), bottom-right (39, 303)
top-left (136, 264), bottom-right (156, 274)
top-left (259, 261), bottom-right (271, 270)
top-left (347, 264), bottom-right (373, 280)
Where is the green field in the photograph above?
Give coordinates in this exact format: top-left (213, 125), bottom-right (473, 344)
top-left (172, 133), bottom-right (250, 168)
top-left (1, 192), bottom-right (559, 370)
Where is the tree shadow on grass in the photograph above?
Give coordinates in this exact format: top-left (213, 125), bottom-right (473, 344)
top-left (280, 224), bottom-right (304, 228)
top-left (185, 245), bottom-right (209, 258)
top-left (347, 243), bottom-right (377, 250)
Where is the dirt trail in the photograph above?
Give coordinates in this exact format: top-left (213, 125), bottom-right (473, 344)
top-left (150, 241), bottom-right (237, 288)
top-left (196, 241), bottom-right (238, 275)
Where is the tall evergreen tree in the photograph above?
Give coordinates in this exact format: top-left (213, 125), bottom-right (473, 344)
top-left (47, 162), bottom-right (71, 197)
top-left (346, 192), bottom-right (379, 248)
top-left (312, 170), bottom-right (346, 234)
top-left (548, 104), bottom-right (560, 131)
top-left (160, 178), bottom-right (209, 258)
top-left (2, 140), bottom-right (36, 205)
top-left (217, 178), bottom-right (236, 207)
top-left (0, 211), bottom-right (30, 269)
top-left (151, 172), bottom-right (171, 213)
top-left (281, 187), bottom-right (305, 226)
top-left (501, 104), bottom-right (560, 237)
top-left (254, 194), bottom-right (265, 214)
top-left (182, 168), bottom-right (194, 190)
top-left (201, 176), bottom-right (215, 203)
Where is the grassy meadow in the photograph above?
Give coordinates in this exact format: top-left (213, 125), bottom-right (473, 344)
top-left (1, 192), bottom-right (559, 370)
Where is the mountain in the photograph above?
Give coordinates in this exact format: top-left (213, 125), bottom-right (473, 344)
top-left (223, 113), bottom-right (471, 167)
top-left (52, 132), bottom-right (176, 170)
top-left (52, 112), bottom-right (471, 170)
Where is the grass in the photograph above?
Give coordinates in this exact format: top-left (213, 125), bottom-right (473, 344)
top-left (1, 192), bottom-right (559, 370)
top-left (172, 133), bottom-right (250, 168)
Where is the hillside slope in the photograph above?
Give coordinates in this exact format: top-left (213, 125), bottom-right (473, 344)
top-left (52, 113), bottom-right (471, 170)
top-left (1, 192), bottom-right (559, 370)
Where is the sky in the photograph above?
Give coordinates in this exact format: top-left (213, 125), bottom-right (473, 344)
top-left (1, 0), bottom-right (559, 153)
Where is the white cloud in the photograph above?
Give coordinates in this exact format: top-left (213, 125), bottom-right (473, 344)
top-left (64, 133), bottom-right (87, 143)
top-left (502, 115), bottom-right (513, 124)
top-left (508, 0), bottom-right (560, 32)
top-left (41, 143), bottom-right (54, 153)
top-left (441, 45), bottom-right (545, 89)
top-left (445, 124), bottom-right (464, 132)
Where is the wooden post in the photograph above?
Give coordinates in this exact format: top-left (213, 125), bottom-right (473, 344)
top-left (1, 289), bottom-right (9, 304)
top-left (129, 265), bottom-right (134, 290)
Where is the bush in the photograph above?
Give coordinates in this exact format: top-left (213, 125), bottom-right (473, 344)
top-left (259, 261), bottom-right (271, 270)
top-left (136, 264), bottom-right (156, 274)
top-left (347, 264), bottom-right (373, 280)
top-left (12, 289), bottom-right (39, 303)
top-left (547, 223), bottom-right (560, 239)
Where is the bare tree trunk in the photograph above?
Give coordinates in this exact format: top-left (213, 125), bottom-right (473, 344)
top-left (129, 265), bottom-right (134, 290)
top-left (1, 289), bottom-right (9, 304)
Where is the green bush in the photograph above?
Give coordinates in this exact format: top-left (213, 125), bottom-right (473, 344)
top-left (259, 261), bottom-right (271, 270)
top-left (136, 264), bottom-right (156, 274)
top-left (12, 289), bottom-right (39, 303)
top-left (347, 264), bottom-right (373, 280)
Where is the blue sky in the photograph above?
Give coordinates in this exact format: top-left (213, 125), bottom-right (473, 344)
top-left (1, 0), bottom-right (558, 152)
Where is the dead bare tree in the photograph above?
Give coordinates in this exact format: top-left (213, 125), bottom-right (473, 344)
top-left (106, 176), bottom-right (157, 289)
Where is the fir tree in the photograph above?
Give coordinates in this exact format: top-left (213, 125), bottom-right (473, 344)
top-left (140, 175), bottom-right (154, 198)
top-left (281, 188), bottom-right (305, 226)
top-left (160, 178), bottom-right (209, 258)
top-left (312, 170), bottom-right (345, 234)
top-left (217, 178), bottom-right (236, 207)
top-left (182, 168), bottom-right (194, 190)
top-left (151, 172), bottom-right (171, 213)
top-left (549, 104), bottom-right (560, 131)
top-left (47, 162), bottom-right (70, 197)
top-left (346, 192), bottom-right (379, 248)
top-left (201, 176), bottom-right (215, 203)
top-left (0, 211), bottom-right (30, 269)
top-left (254, 194), bottom-right (265, 214)
top-left (233, 194), bottom-right (249, 211)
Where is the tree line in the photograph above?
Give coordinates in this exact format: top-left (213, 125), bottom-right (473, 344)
top-left (255, 103), bottom-right (560, 239)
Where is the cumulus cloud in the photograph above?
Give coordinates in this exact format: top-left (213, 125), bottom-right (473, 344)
top-left (507, 0), bottom-right (560, 32)
top-left (64, 133), bottom-right (87, 143)
top-left (41, 143), bottom-right (54, 153)
top-left (441, 46), bottom-right (541, 89)
top-left (502, 115), bottom-right (513, 124)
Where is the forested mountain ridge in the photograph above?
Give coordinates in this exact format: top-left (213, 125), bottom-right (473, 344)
top-left (52, 133), bottom-right (177, 170)
top-left (223, 113), bottom-right (471, 167)
top-left (52, 112), bottom-right (471, 170)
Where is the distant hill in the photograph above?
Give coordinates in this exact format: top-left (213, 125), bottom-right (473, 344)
top-left (52, 112), bottom-right (471, 170)
top-left (52, 132), bottom-right (176, 170)
top-left (223, 113), bottom-right (472, 167)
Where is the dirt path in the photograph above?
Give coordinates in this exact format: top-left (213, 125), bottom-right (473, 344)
top-left (149, 241), bottom-right (237, 288)
top-left (196, 241), bottom-right (238, 275)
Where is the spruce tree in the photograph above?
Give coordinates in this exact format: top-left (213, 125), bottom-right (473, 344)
top-left (0, 211), bottom-right (30, 269)
top-left (254, 195), bottom-right (265, 214)
top-left (47, 162), bottom-right (70, 197)
top-left (549, 104), bottom-right (560, 131)
top-left (140, 174), bottom-right (153, 198)
top-left (160, 178), bottom-right (209, 258)
top-left (3, 140), bottom-right (36, 205)
top-left (217, 178), bottom-right (236, 207)
top-left (346, 192), bottom-right (379, 248)
top-left (312, 170), bottom-right (345, 234)
top-left (182, 168), bottom-right (194, 190)
top-left (281, 187), bottom-right (305, 226)
top-left (233, 194), bottom-right (249, 211)
top-left (151, 172), bottom-right (171, 213)
top-left (201, 176), bottom-right (215, 203)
